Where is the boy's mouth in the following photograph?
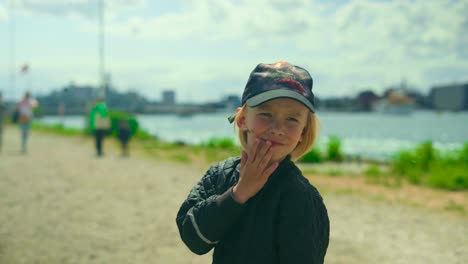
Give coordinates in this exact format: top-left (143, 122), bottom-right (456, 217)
top-left (260, 139), bottom-right (284, 146)
top-left (270, 141), bottom-right (285, 147)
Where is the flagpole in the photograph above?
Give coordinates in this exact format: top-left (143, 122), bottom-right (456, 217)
top-left (28, 67), bottom-right (32, 93)
top-left (9, 0), bottom-right (16, 100)
top-left (98, 0), bottom-right (105, 100)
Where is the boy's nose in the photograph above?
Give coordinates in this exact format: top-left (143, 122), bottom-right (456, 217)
top-left (269, 121), bottom-right (285, 136)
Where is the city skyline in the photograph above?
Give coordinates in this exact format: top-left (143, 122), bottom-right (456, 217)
top-left (1, 0), bottom-right (467, 102)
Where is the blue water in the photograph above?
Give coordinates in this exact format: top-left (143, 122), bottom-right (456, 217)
top-left (37, 111), bottom-right (468, 160)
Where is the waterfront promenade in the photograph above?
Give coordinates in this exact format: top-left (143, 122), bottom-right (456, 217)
top-left (0, 126), bottom-right (466, 264)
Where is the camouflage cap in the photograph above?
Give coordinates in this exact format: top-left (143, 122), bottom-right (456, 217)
top-left (228, 61), bottom-right (315, 123)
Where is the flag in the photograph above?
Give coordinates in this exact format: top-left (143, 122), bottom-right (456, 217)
top-left (20, 64), bottom-right (29, 74)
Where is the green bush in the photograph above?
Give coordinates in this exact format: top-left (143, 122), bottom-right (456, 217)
top-left (108, 110), bottom-right (139, 137)
top-left (392, 150), bottom-right (417, 175)
top-left (414, 141), bottom-right (436, 171)
top-left (391, 142), bottom-right (468, 190)
top-left (86, 110), bottom-right (141, 139)
top-left (427, 165), bottom-right (468, 191)
top-left (326, 136), bottom-right (343, 162)
top-left (365, 165), bottom-right (381, 177)
top-left (300, 146), bottom-right (322, 163)
top-left (458, 142), bottom-right (468, 164)
top-left (200, 137), bottom-right (237, 150)
top-left (33, 106), bottom-right (43, 117)
top-left (405, 169), bottom-right (423, 185)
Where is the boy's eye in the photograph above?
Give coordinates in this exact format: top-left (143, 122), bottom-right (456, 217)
top-left (258, 113), bottom-right (272, 117)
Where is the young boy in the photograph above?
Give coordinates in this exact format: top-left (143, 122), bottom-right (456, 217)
top-left (176, 61), bottom-right (329, 264)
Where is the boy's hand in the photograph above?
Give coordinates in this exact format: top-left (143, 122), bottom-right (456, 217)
top-left (232, 138), bottom-right (278, 204)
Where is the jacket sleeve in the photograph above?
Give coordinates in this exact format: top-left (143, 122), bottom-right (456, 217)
top-left (176, 165), bottom-right (244, 255)
top-left (277, 189), bottom-right (330, 264)
top-left (89, 107), bottom-right (96, 131)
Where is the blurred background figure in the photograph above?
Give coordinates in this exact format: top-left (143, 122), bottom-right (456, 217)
top-left (16, 91), bottom-right (38, 154)
top-left (117, 119), bottom-right (132, 157)
top-left (88, 98), bottom-right (110, 157)
top-left (0, 93), bottom-right (7, 152)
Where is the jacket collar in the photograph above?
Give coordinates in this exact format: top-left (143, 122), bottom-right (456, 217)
top-left (265, 155), bottom-right (296, 185)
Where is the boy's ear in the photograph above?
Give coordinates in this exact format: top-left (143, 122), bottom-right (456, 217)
top-left (236, 108), bottom-right (247, 130)
top-left (299, 128), bottom-right (306, 142)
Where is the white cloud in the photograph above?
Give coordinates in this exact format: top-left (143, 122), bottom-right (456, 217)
top-left (0, 5), bottom-right (7, 22)
top-left (103, 0), bottom-right (324, 44)
top-left (76, 0), bottom-right (468, 97)
top-left (10, 0), bottom-right (146, 20)
top-left (3, 0), bottom-right (467, 99)
top-left (105, 58), bottom-right (250, 101)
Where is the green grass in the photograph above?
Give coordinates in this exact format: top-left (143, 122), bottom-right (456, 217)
top-left (134, 129), bottom-right (157, 141)
top-left (444, 200), bottom-right (465, 214)
top-left (199, 137), bottom-right (237, 150)
top-left (301, 167), bottom-right (318, 175)
top-left (31, 123), bottom-right (85, 136)
top-left (364, 165), bottom-right (383, 184)
top-left (325, 169), bottom-right (343, 177)
top-left (170, 153), bottom-right (191, 163)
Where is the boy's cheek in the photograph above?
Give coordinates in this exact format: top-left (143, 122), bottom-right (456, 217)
top-left (251, 122), bottom-right (268, 135)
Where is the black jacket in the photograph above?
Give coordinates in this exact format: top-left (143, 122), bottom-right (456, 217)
top-left (176, 156), bottom-right (329, 264)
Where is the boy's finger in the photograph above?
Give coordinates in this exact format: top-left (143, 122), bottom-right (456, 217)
top-left (263, 162), bottom-right (279, 179)
top-left (257, 144), bottom-right (273, 169)
top-left (240, 151), bottom-right (247, 168)
top-left (249, 138), bottom-right (260, 162)
top-left (255, 140), bottom-right (271, 165)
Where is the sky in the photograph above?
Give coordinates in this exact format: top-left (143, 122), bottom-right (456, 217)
top-left (0, 0), bottom-right (467, 102)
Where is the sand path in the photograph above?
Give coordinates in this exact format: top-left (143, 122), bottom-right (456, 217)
top-left (0, 126), bottom-right (466, 264)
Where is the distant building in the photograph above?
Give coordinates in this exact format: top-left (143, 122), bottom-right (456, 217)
top-left (162, 90), bottom-right (175, 105)
top-left (222, 95), bottom-right (241, 111)
top-left (320, 97), bottom-right (356, 112)
top-left (355, 90), bottom-right (378, 112)
top-left (373, 90), bottom-right (414, 115)
top-left (37, 83), bottom-right (97, 115)
top-left (430, 83), bottom-right (468, 111)
top-left (65, 84), bottom-right (96, 100)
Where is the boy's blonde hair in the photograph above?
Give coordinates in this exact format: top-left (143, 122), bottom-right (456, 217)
top-left (233, 104), bottom-right (319, 161)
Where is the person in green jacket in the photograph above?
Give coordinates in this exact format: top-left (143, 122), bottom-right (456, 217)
top-left (89, 98), bottom-right (110, 157)
top-left (177, 62), bottom-right (329, 264)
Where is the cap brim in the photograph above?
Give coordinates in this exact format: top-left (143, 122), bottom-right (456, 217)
top-left (246, 89), bottom-right (315, 112)
top-left (227, 113), bottom-right (236, 123)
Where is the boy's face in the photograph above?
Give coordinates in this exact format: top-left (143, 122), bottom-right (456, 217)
top-left (238, 98), bottom-right (309, 163)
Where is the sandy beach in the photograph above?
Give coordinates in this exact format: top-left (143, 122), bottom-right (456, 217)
top-left (0, 126), bottom-right (466, 264)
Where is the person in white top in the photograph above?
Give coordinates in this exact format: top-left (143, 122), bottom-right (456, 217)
top-left (0, 93), bottom-right (7, 152)
top-left (16, 91), bottom-right (38, 153)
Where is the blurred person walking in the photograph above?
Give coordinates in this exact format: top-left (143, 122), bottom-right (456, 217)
top-left (16, 91), bottom-right (38, 154)
top-left (0, 93), bottom-right (8, 152)
top-left (117, 119), bottom-right (132, 157)
top-left (89, 98), bottom-right (110, 157)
